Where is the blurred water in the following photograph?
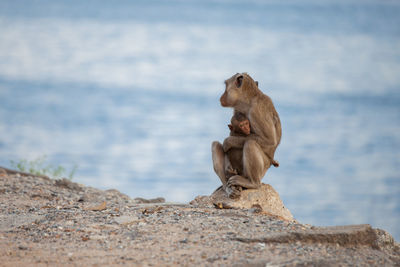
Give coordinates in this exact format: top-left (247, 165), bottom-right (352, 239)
top-left (0, 0), bottom-right (399, 240)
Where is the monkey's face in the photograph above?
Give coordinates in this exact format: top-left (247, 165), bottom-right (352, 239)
top-left (238, 120), bottom-right (251, 135)
top-left (220, 74), bottom-right (243, 107)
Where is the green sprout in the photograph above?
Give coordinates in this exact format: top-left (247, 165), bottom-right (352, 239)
top-left (10, 156), bottom-right (78, 179)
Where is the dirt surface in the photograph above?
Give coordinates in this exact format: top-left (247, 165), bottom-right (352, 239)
top-left (0, 167), bottom-right (399, 266)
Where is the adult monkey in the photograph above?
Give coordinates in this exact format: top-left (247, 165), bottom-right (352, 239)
top-left (211, 73), bottom-right (282, 198)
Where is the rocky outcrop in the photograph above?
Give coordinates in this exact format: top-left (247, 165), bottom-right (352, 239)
top-left (191, 183), bottom-right (294, 221)
top-left (232, 224), bottom-right (399, 251)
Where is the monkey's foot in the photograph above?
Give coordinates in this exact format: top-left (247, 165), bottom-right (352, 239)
top-left (226, 185), bottom-right (242, 199)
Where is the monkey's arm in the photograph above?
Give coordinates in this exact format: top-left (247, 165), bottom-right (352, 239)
top-left (227, 175), bottom-right (261, 189)
top-left (248, 104), bottom-right (281, 160)
top-left (222, 136), bottom-right (247, 152)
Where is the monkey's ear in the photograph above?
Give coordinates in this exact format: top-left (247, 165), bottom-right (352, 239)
top-left (236, 75), bottom-right (243, 88)
top-left (255, 81), bottom-right (259, 86)
top-left (228, 124), bottom-right (233, 130)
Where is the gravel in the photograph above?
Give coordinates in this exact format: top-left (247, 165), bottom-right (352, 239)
top-left (0, 168), bottom-right (399, 266)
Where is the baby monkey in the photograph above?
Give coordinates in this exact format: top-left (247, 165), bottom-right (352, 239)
top-left (225, 112), bottom-right (279, 179)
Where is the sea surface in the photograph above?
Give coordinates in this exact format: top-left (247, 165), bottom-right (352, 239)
top-left (0, 0), bottom-right (399, 240)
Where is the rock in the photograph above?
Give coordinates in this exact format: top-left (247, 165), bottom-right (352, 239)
top-left (0, 166), bottom-right (50, 180)
top-left (232, 224), bottom-right (400, 252)
top-left (134, 197), bottom-right (166, 204)
top-left (105, 189), bottom-right (131, 200)
top-left (0, 168), bottom-right (8, 177)
top-left (86, 201), bottom-right (107, 211)
top-left (114, 215), bottom-right (139, 225)
top-left (373, 228), bottom-right (400, 252)
top-left (189, 195), bottom-right (214, 208)
top-left (55, 178), bottom-right (82, 191)
top-left (193, 184), bottom-right (294, 221)
top-left (0, 214), bottom-right (45, 232)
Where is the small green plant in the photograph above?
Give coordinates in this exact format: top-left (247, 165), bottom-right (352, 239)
top-left (10, 156), bottom-right (78, 179)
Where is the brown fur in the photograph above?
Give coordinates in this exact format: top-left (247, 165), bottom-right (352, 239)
top-left (225, 113), bottom-right (248, 178)
top-left (212, 73), bottom-right (281, 198)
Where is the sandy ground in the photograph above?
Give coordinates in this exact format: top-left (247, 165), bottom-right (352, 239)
top-left (0, 167), bottom-right (399, 266)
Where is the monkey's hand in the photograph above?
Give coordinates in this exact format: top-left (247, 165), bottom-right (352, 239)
top-left (222, 136), bottom-right (247, 152)
top-left (225, 166), bottom-right (238, 176)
